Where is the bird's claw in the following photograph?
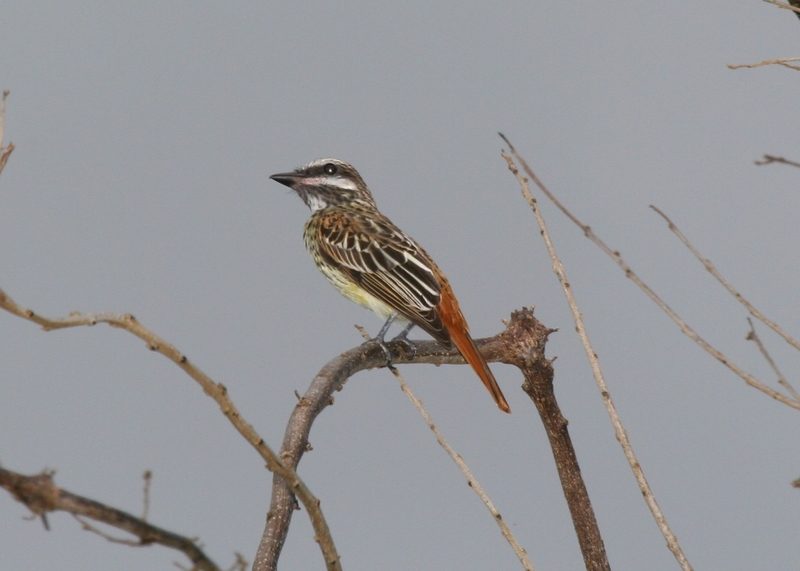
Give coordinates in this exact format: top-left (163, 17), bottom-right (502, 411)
top-left (390, 333), bottom-right (417, 359)
top-left (362, 336), bottom-right (394, 366)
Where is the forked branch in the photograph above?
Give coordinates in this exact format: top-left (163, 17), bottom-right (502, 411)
top-left (255, 308), bottom-right (613, 571)
top-left (0, 288), bottom-right (341, 571)
top-left (0, 467), bottom-right (221, 571)
top-left (755, 155), bottom-right (800, 168)
top-left (650, 206), bottom-right (800, 355)
top-left (498, 136), bottom-right (800, 414)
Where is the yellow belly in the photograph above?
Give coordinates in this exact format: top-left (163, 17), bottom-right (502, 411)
top-left (304, 212), bottom-right (405, 324)
top-left (317, 262), bottom-right (400, 321)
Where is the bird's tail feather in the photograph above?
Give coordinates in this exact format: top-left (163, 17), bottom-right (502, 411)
top-left (437, 282), bottom-right (511, 413)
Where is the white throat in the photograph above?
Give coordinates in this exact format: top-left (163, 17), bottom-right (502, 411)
top-left (306, 194), bottom-right (328, 213)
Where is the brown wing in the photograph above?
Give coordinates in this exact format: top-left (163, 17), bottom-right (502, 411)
top-left (314, 208), bottom-right (452, 346)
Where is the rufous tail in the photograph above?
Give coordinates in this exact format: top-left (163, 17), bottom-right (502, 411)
top-left (437, 282), bottom-right (511, 413)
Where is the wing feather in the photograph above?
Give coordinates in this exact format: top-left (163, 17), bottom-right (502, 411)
top-left (315, 209), bottom-right (451, 345)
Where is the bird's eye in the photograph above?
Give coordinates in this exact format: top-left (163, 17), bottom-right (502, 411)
top-left (323, 163), bottom-right (338, 175)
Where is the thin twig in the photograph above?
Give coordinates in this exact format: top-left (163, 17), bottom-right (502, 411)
top-left (754, 154), bottom-right (800, 168)
top-left (73, 513), bottom-right (151, 546)
top-left (763, 0), bottom-right (800, 15)
top-left (499, 135), bottom-right (694, 571)
top-left (0, 90), bottom-right (7, 147)
top-left (727, 57), bottom-right (800, 71)
top-left (141, 470), bottom-right (152, 521)
top-left (0, 90), bottom-right (14, 177)
top-left (388, 365), bottom-right (535, 571)
top-left (746, 319), bottom-right (800, 403)
top-left (226, 553), bottom-right (248, 571)
top-left (498, 135), bottom-right (800, 414)
top-left (650, 206), bottom-right (800, 354)
top-left (0, 467), bottom-right (220, 571)
top-left (0, 288), bottom-right (342, 571)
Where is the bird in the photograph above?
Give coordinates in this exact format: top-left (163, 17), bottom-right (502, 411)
top-left (270, 158), bottom-right (510, 413)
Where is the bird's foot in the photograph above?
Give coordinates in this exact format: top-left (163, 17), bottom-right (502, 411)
top-left (361, 335), bottom-right (394, 365)
top-left (390, 333), bottom-right (417, 360)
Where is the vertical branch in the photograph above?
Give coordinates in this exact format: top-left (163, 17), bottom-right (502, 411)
top-left (500, 139), bottom-right (694, 571)
top-left (0, 90), bottom-right (15, 176)
top-left (521, 358), bottom-right (608, 570)
top-left (252, 312), bottom-right (557, 571)
top-left (252, 348), bottom-right (376, 571)
top-left (497, 308), bottom-right (610, 571)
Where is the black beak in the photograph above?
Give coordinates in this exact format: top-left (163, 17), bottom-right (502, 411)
top-left (270, 172), bottom-right (301, 189)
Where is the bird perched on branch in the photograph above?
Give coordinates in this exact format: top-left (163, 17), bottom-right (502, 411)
top-left (271, 158), bottom-right (510, 413)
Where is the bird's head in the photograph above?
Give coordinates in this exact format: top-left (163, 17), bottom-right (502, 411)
top-left (270, 158), bottom-right (376, 212)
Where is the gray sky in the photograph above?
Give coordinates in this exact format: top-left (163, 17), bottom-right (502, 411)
top-left (2, 2), bottom-right (799, 570)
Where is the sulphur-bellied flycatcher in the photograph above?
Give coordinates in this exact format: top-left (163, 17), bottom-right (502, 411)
top-left (270, 158), bottom-right (510, 413)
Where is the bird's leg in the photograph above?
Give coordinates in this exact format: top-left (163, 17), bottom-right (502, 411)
top-left (390, 322), bottom-right (417, 358)
top-left (393, 322), bottom-right (415, 341)
top-left (365, 312), bottom-right (397, 364)
top-left (375, 312), bottom-right (397, 341)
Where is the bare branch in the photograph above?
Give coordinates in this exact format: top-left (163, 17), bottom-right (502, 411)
top-left (651, 206), bottom-right (800, 356)
top-left (255, 309), bottom-right (567, 571)
top-left (388, 364), bottom-right (535, 571)
top-left (226, 553), bottom-right (248, 571)
top-left (746, 319), bottom-right (800, 403)
top-left (755, 154), bottom-right (800, 168)
top-left (727, 57), bottom-right (800, 71)
top-left (500, 134), bottom-right (694, 571)
top-left (141, 470), bottom-right (152, 521)
top-left (763, 0), bottom-right (800, 15)
top-left (0, 288), bottom-right (342, 571)
top-left (73, 513), bottom-right (154, 546)
top-left (0, 90), bottom-right (14, 177)
top-left (0, 467), bottom-right (220, 571)
top-left (254, 334), bottom-right (479, 571)
top-left (0, 90), bottom-right (6, 142)
top-left (498, 136), bottom-right (800, 414)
